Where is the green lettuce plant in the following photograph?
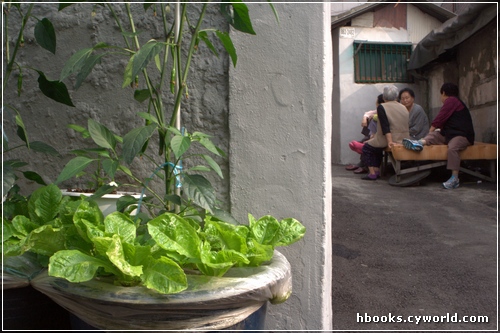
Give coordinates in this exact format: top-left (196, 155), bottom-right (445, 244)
top-left (2, 184), bottom-right (306, 294)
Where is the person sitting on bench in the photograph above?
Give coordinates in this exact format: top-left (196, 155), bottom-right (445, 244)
top-left (361, 85), bottom-right (409, 180)
top-left (402, 82), bottom-right (475, 189)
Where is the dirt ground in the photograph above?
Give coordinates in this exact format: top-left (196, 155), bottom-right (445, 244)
top-left (331, 163), bottom-right (498, 331)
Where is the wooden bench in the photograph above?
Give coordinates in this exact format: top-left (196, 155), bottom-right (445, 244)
top-left (383, 142), bottom-right (497, 184)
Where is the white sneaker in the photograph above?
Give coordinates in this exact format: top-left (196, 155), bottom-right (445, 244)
top-left (442, 176), bottom-right (459, 189)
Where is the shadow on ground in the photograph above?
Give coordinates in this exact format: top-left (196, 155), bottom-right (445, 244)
top-left (332, 163), bottom-right (498, 331)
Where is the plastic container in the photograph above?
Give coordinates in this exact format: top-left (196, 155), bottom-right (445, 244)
top-left (61, 189), bottom-right (142, 216)
top-left (2, 254), bottom-right (72, 330)
top-left (31, 250), bottom-right (292, 331)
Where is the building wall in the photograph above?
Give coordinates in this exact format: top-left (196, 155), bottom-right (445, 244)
top-left (457, 19), bottom-right (497, 143)
top-left (229, 3), bottom-right (333, 330)
top-left (331, 4), bottom-right (443, 164)
top-left (423, 19), bottom-right (497, 144)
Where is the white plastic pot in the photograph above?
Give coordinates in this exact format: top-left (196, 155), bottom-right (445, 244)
top-left (61, 190), bottom-right (142, 216)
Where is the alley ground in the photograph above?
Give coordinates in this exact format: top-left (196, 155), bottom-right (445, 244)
top-left (331, 163), bottom-right (498, 331)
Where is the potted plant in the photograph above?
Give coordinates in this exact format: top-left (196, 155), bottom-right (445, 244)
top-left (3, 184), bottom-right (305, 330)
top-left (55, 118), bottom-right (145, 216)
top-left (1, 2), bottom-right (77, 329)
top-left (2, 1), bottom-right (304, 330)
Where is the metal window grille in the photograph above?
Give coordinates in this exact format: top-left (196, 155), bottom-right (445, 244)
top-left (353, 42), bottom-right (413, 83)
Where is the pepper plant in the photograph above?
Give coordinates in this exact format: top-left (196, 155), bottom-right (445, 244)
top-left (55, 1), bottom-right (279, 219)
top-left (2, 1), bottom-right (74, 215)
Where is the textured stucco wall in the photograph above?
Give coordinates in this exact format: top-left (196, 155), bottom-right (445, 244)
top-left (3, 3), bottom-right (230, 206)
top-left (229, 3), bottom-right (333, 330)
top-left (457, 19), bottom-right (497, 143)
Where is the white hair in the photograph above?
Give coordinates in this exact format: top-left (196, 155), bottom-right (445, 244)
top-left (383, 85), bottom-right (399, 101)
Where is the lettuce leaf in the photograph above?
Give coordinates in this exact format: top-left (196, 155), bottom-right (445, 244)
top-left (148, 213), bottom-right (201, 259)
top-left (142, 256), bottom-right (188, 294)
top-left (49, 249), bottom-right (118, 282)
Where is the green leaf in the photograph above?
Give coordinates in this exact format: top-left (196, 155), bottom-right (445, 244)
top-left (133, 89), bottom-right (151, 103)
top-left (11, 215), bottom-right (39, 238)
top-left (23, 225), bottom-right (66, 257)
top-left (204, 219), bottom-right (248, 253)
top-left (202, 154), bottom-right (223, 178)
top-left (73, 200), bottom-right (104, 228)
top-left (188, 165), bottom-right (211, 173)
top-left (60, 47), bottom-right (93, 81)
top-left (105, 234), bottom-right (143, 277)
top-left (104, 212), bottom-right (136, 244)
top-left (74, 54), bottom-right (105, 90)
top-left (211, 209), bottom-right (241, 226)
top-left (198, 31), bottom-right (218, 57)
top-left (142, 256), bottom-right (188, 294)
top-left (68, 124), bottom-right (88, 135)
top-left (221, 2), bottom-right (256, 35)
top-left (198, 137), bottom-right (221, 156)
top-left (215, 31), bottom-right (237, 67)
top-left (13, 109), bottom-right (28, 145)
top-left (101, 159), bottom-right (119, 180)
top-left (22, 171), bottom-right (47, 185)
top-left (122, 124), bottom-right (157, 164)
top-left (267, 1), bottom-right (280, 25)
top-left (132, 40), bottom-right (164, 80)
top-left (197, 242), bottom-right (248, 276)
top-left (137, 112), bottom-right (159, 124)
top-left (116, 195), bottom-right (141, 213)
top-left (163, 194), bottom-right (181, 207)
top-left (88, 119), bottom-right (116, 150)
top-left (249, 215), bottom-right (280, 245)
top-left (167, 126), bottom-right (183, 136)
top-left (28, 184), bottom-right (62, 225)
top-left (29, 141), bottom-right (60, 156)
top-left (274, 218), bottom-right (306, 246)
top-left (148, 213), bottom-right (201, 259)
top-left (36, 71), bottom-right (75, 107)
top-left (34, 18), bottom-right (56, 54)
top-left (117, 164), bottom-right (133, 178)
top-left (48, 250), bottom-right (115, 282)
top-left (3, 219), bottom-right (17, 242)
top-left (182, 174), bottom-right (216, 213)
top-left (170, 135), bottom-right (191, 159)
top-left (55, 156), bottom-right (95, 184)
top-left (122, 54), bottom-right (135, 88)
top-left (245, 238), bottom-right (274, 266)
top-left (88, 185), bottom-right (117, 200)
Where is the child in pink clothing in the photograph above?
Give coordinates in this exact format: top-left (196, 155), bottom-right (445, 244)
top-left (345, 94), bottom-right (383, 173)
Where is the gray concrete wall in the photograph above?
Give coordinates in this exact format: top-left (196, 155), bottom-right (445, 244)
top-left (457, 19), bottom-right (497, 143)
top-left (3, 3), bottom-right (230, 205)
top-left (229, 3), bottom-right (333, 330)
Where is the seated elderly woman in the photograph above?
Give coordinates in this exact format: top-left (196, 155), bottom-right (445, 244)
top-left (360, 85), bottom-right (410, 180)
top-left (398, 87), bottom-right (430, 140)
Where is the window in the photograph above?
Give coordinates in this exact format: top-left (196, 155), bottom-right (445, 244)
top-left (353, 42), bottom-right (413, 83)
